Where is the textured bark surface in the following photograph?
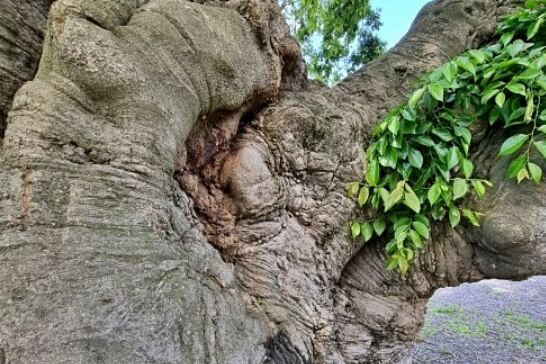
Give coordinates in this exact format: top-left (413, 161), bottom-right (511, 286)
top-left (0, 0), bottom-right (544, 363)
top-left (0, 0), bottom-right (53, 138)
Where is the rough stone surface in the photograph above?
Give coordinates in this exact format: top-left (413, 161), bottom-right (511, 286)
top-left (0, 0), bottom-right (544, 363)
top-left (411, 277), bottom-right (546, 363)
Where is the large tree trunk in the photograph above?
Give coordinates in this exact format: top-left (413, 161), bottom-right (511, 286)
top-left (0, 0), bottom-right (543, 363)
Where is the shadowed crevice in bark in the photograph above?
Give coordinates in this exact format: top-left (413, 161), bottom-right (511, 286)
top-left (264, 332), bottom-right (309, 364)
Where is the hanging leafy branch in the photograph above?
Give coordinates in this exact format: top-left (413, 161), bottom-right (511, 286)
top-left (348, 0), bottom-right (546, 275)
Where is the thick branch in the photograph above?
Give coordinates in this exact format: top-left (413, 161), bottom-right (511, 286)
top-left (337, 0), bottom-right (519, 115)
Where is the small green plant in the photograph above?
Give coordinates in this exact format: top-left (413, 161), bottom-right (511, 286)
top-left (502, 309), bottom-right (546, 332)
top-left (431, 305), bottom-right (464, 316)
top-left (448, 321), bottom-right (472, 335)
top-left (348, 0), bottom-right (546, 274)
top-left (417, 325), bottom-right (439, 340)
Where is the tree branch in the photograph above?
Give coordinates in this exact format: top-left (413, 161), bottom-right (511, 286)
top-left (337, 0), bottom-right (518, 115)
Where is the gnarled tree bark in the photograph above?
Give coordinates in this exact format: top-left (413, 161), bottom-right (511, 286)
top-left (0, 0), bottom-right (543, 363)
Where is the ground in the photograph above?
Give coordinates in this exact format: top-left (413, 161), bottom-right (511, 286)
top-left (411, 276), bottom-right (546, 363)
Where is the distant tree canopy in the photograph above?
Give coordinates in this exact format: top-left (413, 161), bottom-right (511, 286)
top-left (279, 0), bottom-right (386, 84)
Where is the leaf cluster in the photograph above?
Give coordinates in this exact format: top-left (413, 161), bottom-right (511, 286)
top-left (348, 0), bottom-right (546, 275)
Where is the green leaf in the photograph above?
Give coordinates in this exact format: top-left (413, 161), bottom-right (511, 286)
top-left (404, 247), bottom-right (414, 261)
top-left (498, 134), bottom-right (529, 156)
top-left (373, 218), bottom-right (387, 236)
top-left (385, 181), bottom-right (405, 211)
top-left (471, 180), bottom-right (486, 197)
top-left (442, 62), bottom-right (458, 82)
top-left (461, 159), bottom-right (474, 178)
top-left (414, 135), bottom-right (435, 147)
top-left (449, 207), bottom-right (461, 228)
top-left (408, 230), bottom-right (423, 249)
top-left (397, 255), bottom-right (409, 276)
top-left (528, 162), bottom-right (542, 184)
top-left (409, 87), bottom-right (426, 107)
top-left (454, 126), bottom-right (472, 146)
top-left (515, 67), bottom-right (541, 81)
top-left (526, 0), bottom-right (540, 9)
top-left (393, 216), bottom-right (411, 231)
top-left (348, 182), bottom-right (360, 197)
top-left (437, 162), bottom-right (450, 181)
top-left (506, 83), bottom-right (527, 97)
top-left (431, 205), bottom-right (445, 220)
top-left (401, 108), bottom-right (416, 121)
top-left (403, 185), bottom-right (421, 213)
top-left (428, 82), bottom-right (444, 102)
top-left (500, 31), bottom-right (515, 46)
top-left (412, 221), bottom-right (429, 239)
top-left (481, 88), bottom-right (500, 104)
top-left (386, 254), bottom-right (398, 270)
top-left (489, 107), bottom-right (501, 125)
top-left (483, 68), bottom-right (495, 80)
top-left (415, 214), bottom-right (429, 227)
top-left (388, 116), bottom-right (400, 134)
top-left (379, 188), bottom-right (390, 204)
top-left (379, 147), bottom-right (398, 168)
top-left (461, 209), bottom-right (480, 227)
top-left (527, 17), bottom-right (544, 39)
top-left (408, 148), bottom-right (424, 169)
top-left (507, 107), bottom-right (526, 123)
top-left (447, 146), bottom-right (460, 170)
top-left (457, 57), bottom-right (476, 76)
top-left (529, 46), bottom-right (545, 61)
top-left (357, 186), bottom-right (370, 207)
top-left (395, 225), bottom-right (408, 243)
top-left (377, 138), bottom-right (387, 155)
top-left (538, 125), bottom-right (546, 134)
top-left (452, 179), bottom-right (468, 200)
top-left (495, 92), bottom-right (506, 108)
top-left (371, 120), bottom-right (388, 137)
top-left (361, 222), bottom-right (374, 242)
top-left (524, 97), bottom-right (534, 122)
top-left (427, 182), bottom-right (442, 205)
top-left (432, 128), bottom-right (454, 142)
top-left (366, 160), bottom-right (380, 186)
top-left (351, 221), bottom-right (361, 239)
top-left (506, 154), bottom-right (527, 179)
top-left (534, 141), bottom-right (546, 158)
top-left (517, 167), bottom-right (529, 183)
top-left (469, 49), bottom-right (486, 64)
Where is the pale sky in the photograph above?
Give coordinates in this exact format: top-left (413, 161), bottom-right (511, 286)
top-left (370, 0), bottom-right (431, 49)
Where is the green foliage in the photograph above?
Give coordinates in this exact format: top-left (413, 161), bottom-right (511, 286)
top-left (348, 0), bottom-right (546, 274)
top-left (502, 309), bottom-right (546, 333)
top-left (279, 0), bottom-right (386, 84)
